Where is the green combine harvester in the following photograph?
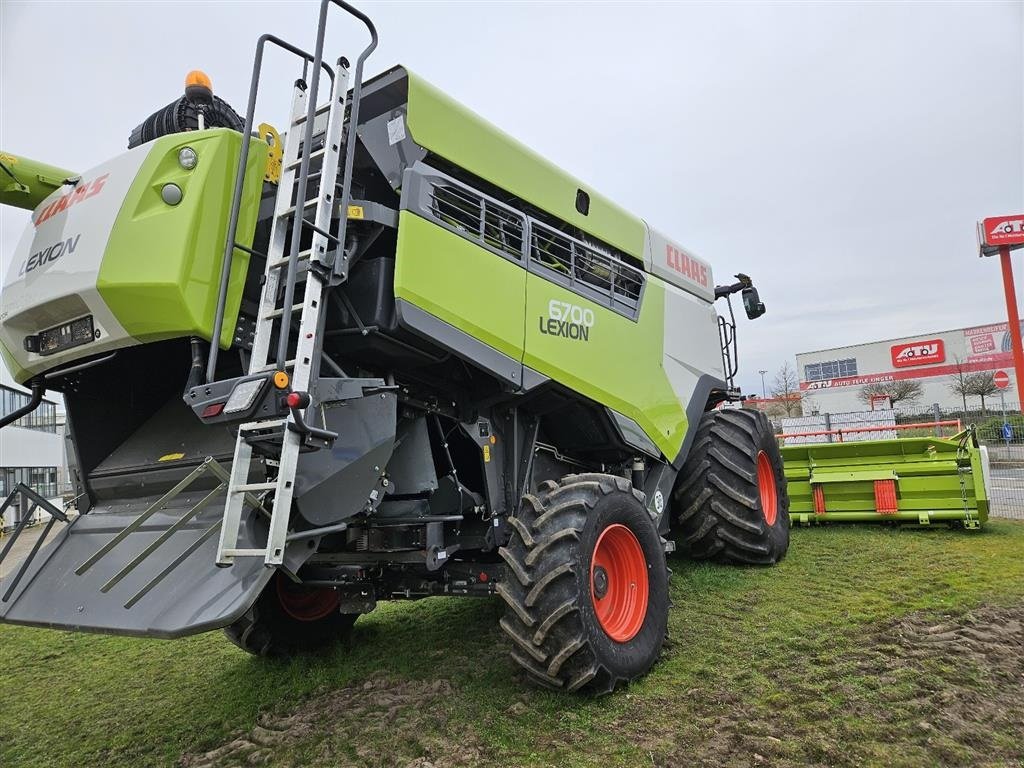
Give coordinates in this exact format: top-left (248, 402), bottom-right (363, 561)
top-left (781, 428), bottom-right (989, 528)
top-left (0, 1), bottom-right (790, 693)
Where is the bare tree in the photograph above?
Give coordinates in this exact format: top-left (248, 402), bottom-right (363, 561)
top-left (769, 362), bottom-right (803, 417)
top-left (857, 379), bottom-right (923, 408)
top-left (966, 372), bottom-right (999, 415)
top-left (947, 357), bottom-right (971, 412)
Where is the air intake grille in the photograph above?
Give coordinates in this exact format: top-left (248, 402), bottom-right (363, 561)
top-left (428, 182), bottom-right (525, 260)
top-left (530, 222), bottom-right (644, 312)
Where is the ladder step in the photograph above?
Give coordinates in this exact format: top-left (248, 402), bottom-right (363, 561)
top-left (222, 548), bottom-right (268, 557)
top-left (239, 418), bottom-right (288, 431)
top-left (263, 303), bottom-right (303, 320)
top-left (286, 147), bottom-right (326, 170)
top-left (233, 482), bottom-right (278, 493)
top-left (293, 103), bottom-right (332, 126)
top-left (252, 360), bottom-right (295, 374)
top-left (268, 249), bottom-right (313, 270)
top-left (281, 199), bottom-right (318, 217)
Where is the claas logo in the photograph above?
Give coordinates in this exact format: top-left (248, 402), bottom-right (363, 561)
top-left (33, 174), bottom-right (109, 227)
top-left (665, 244), bottom-right (708, 287)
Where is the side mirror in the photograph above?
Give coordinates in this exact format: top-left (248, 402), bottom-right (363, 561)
top-left (742, 285), bottom-right (766, 319)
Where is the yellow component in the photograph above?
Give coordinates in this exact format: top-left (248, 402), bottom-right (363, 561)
top-left (259, 123), bottom-right (283, 184)
top-left (483, 445), bottom-right (491, 463)
top-left (0, 152), bottom-right (17, 165)
top-left (273, 371), bottom-right (290, 389)
top-left (158, 452), bottom-right (186, 462)
top-left (489, 435), bottom-right (496, 445)
top-left (347, 205), bottom-right (365, 220)
top-left (185, 70), bottom-right (213, 91)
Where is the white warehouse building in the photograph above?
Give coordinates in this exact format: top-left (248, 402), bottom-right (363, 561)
top-left (796, 320), bottom-right (1021, 414)
top-left (0, 365), bottom-right (66, 529)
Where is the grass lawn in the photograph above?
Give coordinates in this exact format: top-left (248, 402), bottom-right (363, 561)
top-left (2, 521), bottom-right (1023, 768)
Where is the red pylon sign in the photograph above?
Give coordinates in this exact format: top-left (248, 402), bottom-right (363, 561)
top-left (979, 214), bottom-right (1024, 412)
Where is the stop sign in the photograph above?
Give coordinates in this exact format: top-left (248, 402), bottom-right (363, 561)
top-left (994, 370), bottom-right (1010, 389)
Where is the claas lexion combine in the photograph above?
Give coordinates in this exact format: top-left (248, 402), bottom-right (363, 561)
top-left (0, 1), bottom-right (789, 693)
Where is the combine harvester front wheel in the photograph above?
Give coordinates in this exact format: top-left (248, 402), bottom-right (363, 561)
top-left (673, 409), bottom-right (790, 564)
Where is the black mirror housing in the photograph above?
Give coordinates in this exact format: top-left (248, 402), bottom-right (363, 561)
top-left (742, 286), bottom-right (766, 320)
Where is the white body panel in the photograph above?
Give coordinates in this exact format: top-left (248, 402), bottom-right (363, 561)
top-left (0, 147), bottom-right (149, 379)
top-left (644, 226), bottom-right (715, 303)
top-left (661, 279), bottom-right (726, 408)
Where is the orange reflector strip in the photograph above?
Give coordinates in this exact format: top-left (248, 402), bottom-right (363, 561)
top-left (812, 484), bottom-right (826, 515)
top-left (273, 371), bottom-right (289, 389)
top-left (874, 479), bottom-right (898, 514)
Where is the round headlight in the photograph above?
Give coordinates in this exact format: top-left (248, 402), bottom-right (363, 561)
top-left (161, 184), bottom-right (183, 205)
top-left (178, 147), bottom-right (198, 170)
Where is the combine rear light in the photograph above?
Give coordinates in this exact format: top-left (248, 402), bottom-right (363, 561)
top-left (177, 147), bottom-right (198, 170)
top-left (222, 378), bottom-right (265, 414)
top-left (161, 184), bottom-right (183, 205)
top-left (286, 391), bottom-right (311, 409)
top-left (201, 402), bottom-right (225, 418)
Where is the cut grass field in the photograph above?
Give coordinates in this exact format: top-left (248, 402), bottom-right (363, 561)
top-left (2, 521), bottom-right (1023, 768)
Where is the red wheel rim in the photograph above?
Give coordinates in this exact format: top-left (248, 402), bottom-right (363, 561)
top-left (276, 574), bottom-right (340, 622)
top-left (756, 450), bottom-right (778, 526)
top-left (590, 524), bottom-right (649, 642)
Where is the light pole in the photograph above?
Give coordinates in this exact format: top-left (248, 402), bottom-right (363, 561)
top-left (758, 370), bottom-right (768, 399)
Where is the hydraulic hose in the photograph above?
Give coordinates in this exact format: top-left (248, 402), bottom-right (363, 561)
top-left (0, 376), bottom-right (45, 430)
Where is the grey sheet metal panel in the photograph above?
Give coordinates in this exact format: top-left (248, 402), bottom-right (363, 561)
top-left (0, 491), bottom-right (298, 637)
top-left (293, 391), bottom-right (398, 527)
top-left (608, 408), bottom-right (661, 459)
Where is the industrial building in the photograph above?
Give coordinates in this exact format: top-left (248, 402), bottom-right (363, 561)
top-left (0, 366), bottom-right (65, 529)
top-left (795, 320), bottom-right (1021, 414)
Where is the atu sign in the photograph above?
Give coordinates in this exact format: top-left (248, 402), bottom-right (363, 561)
top-left (890, 339), bottom-right (945, 368)
top-left (978, 214), bottom-right (1024, 257)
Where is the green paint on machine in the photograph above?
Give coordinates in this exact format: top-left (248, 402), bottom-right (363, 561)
top-left (98, 129), bottom-right (267, 349)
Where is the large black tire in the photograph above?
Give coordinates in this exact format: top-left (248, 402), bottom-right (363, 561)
top-left (223, 573), bottom-right (356, 657)
top-left (498, 474), bottom-right (669, 694)
top-left (673, 409), bottom-right (789, 564)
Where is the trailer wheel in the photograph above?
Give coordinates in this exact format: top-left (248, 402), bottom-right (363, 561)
top-left (223, 572), bottom-right (356, 657)
top-left (673, 409), bottom-right (789, 564)
top-left (498, 474), bottom-right (669, 694)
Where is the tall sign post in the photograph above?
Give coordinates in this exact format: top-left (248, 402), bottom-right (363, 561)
top-left (978, 215), bottom-right (1024, 413)
top-left (994, 370), bottom-right (1011, 446)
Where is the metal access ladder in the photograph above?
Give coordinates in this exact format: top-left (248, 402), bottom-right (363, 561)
top-left (206, 1), bottom-right (378, 567)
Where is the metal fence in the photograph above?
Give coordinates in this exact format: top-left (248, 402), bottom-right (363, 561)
top-left (777, 402), bottom-right (1023, 520)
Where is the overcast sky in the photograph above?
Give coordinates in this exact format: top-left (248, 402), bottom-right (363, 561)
top-left (1, 1), bottom-right (1022, 396)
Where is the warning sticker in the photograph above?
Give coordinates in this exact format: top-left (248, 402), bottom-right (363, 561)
top-left (387, 115), bottom-right (406, 146)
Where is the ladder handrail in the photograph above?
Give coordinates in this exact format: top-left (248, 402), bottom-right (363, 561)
top-left (332, 1), bottom-right (379, 283)
top-left (206, 34), bottom-right (336, 384)
top-left (275, 0), bottom-right (378, 369)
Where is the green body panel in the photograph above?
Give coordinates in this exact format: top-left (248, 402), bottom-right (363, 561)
top-left (394, 211), bottom-right (527, 360)
top-left (98, 129), bottom-right (266, 349)
top-left (394, 210), bottom-right (686, 459)
top-left (781, 434), bottom-right (989, 527)
top-left (523, 273), bottom-right (685, 458)
top-left (404, 71), bottom-right (647, 260)
top-left (0, 151), bottom-right (76, 211)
